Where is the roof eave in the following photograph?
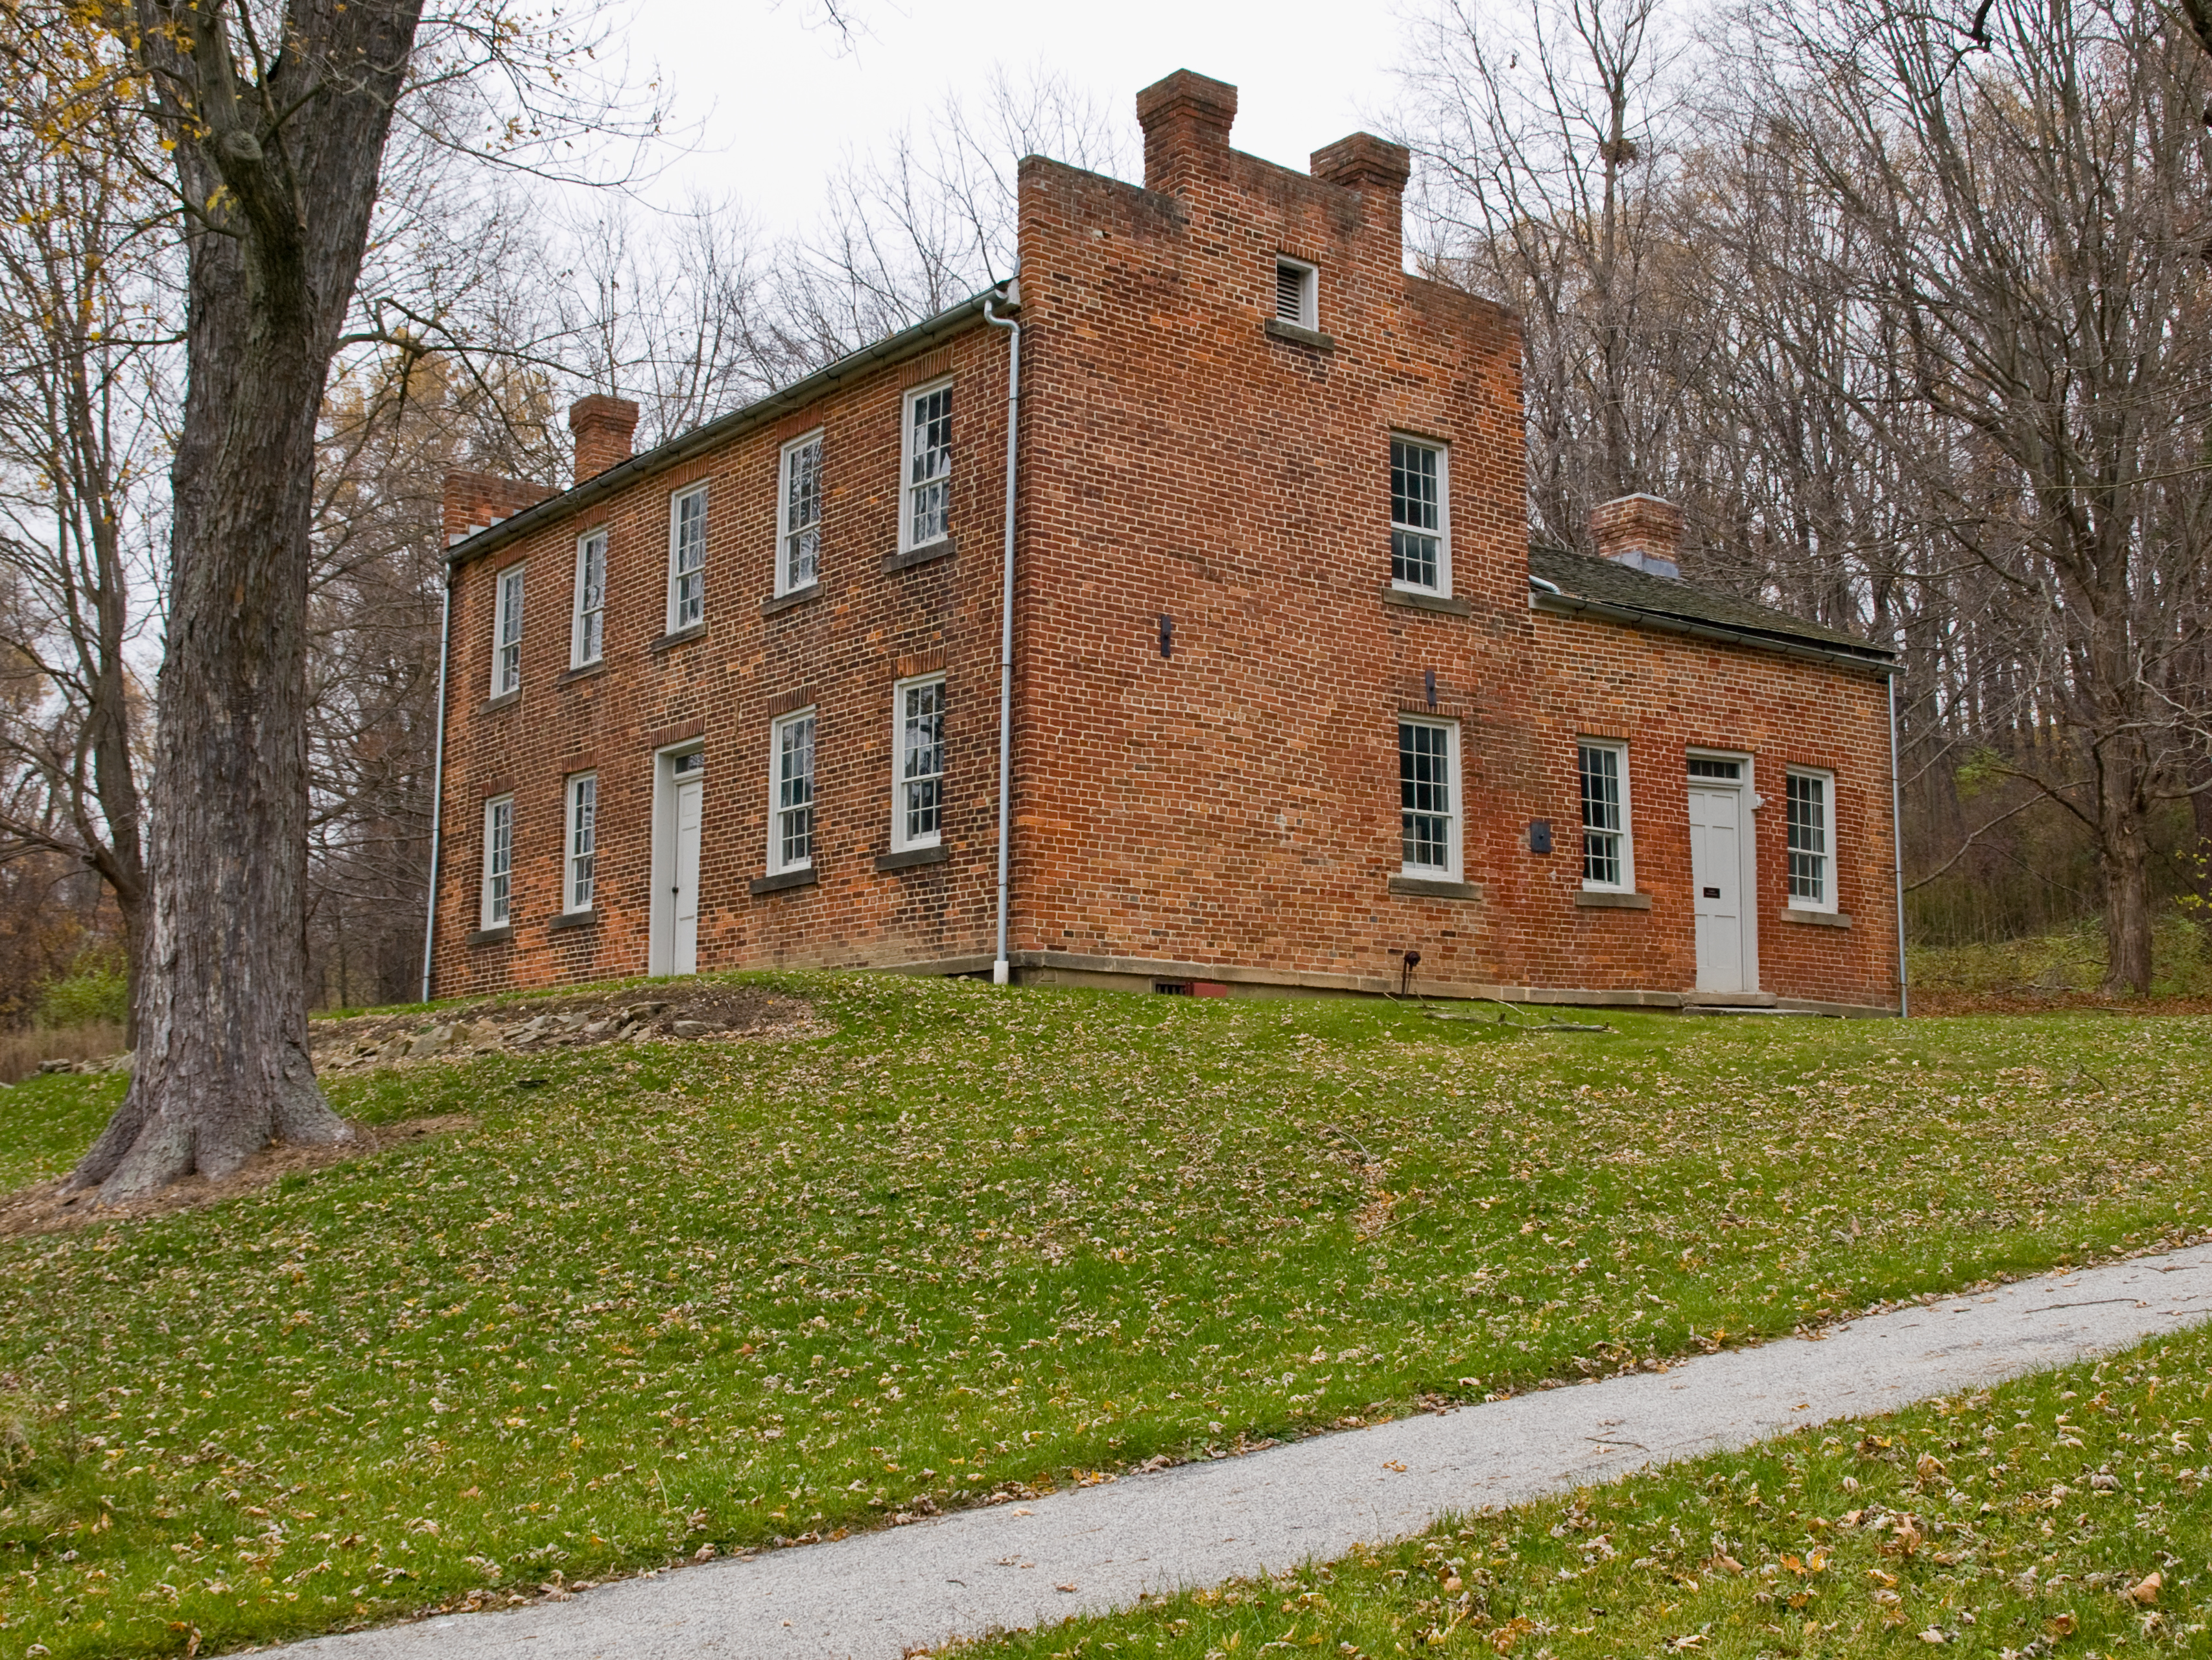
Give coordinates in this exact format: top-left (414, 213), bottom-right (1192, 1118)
top-left (443, 285), bottom-right (1011, 573)
top-left (1531, 587), bottom-right (1897, 678)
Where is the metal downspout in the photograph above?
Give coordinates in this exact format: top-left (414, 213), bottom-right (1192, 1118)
top-left (1890, 671), bottom-right (1909, 1018)
top-left (983, 286), bottom-right (1020, 986)
top-left (419, 570), bottom-right (455, 1005)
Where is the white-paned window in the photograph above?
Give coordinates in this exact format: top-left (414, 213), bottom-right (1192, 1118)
top-left (1275, 257), bottom-right (1318, 329)
top-left (565, 774), bottom-right (598, 912)
top-left (481, 794), bottom-right (514, 927)
top-left (893, 676), bottom-right (946, 850)
top-left (668, 484), bottom-right (707, 631)
top-left (491, 564), bottom-right (524, 696)
top-left (1399, 718), bottom-right (1459, 877)
top-left (769, 710), bottom-right (816, 873)
top-left (1390, 438), bottom-right (1450, 593)
top-left (1787, 769), bottom-right (1836, 910)
top-left (571, 530), bottom-right (607, 667)
top-left (901, 381), bottom-right (952, 551)
top-left (779, 431), bottom-right (823, 594)
top-left (1578, 741), bottom-right (1633, 890)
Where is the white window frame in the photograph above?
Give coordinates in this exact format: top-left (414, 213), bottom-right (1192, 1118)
top-left (1398, 717), bottom-right (1461, 880)
top-left (1785, 766), bottom-right (1838, 912)
top-left (571, 528), bottom-right (607, 669)
top-left (1577, 739), bottom-right (1635, 892)
top-left (480, 794), bottom-right (515, 928)
top-left (1275, 256), bottom-right (1319, 329)
top-left (1389, 436), bottom-right (1452, 596)
top-left (491, 563), bottom-right (525, 697)
top-left (767, 707), bottom-right (818, 875)
top-left (564, 772), bottom-right (598, 913)
top-left (777, 429), bottom-right (824, 596)
top-left (667, 482), bottom-right (708, 633)
top-left (899, 379), bottom-right (954, 554)
top-left (891, 674), bottom-right (947, 852)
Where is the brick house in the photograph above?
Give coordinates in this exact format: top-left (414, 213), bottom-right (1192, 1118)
top-left (424, 69), bottom-right (1903, 1016)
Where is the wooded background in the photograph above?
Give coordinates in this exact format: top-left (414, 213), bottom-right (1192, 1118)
top-left (3, 0), bottom-right (2206, 1036)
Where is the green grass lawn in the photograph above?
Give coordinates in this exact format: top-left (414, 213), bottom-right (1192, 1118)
top-left (0, 974), bottom-right (2207, 1658)
top-left (963, 1327), bottom-right (2212, 1659)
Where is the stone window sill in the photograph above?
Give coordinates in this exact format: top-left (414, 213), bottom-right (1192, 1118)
top-left (749, 867), bottom-right (818, 897)
top-left (1264, 318), bottom-right (1335, 351)
top-left (465, 925), bottom-right (513, 946)
top-left (875, 844), bottom-right (950, 873)
top-left (557, 661), bottom-right (606, 686)
top-left (1576, 890), bottom-right (1653, 910)
top-left (1389, 875), bottom-right (1484, 901)
top-left (480, 691), bottom-right (520, 714)
top-left (882, 537), bottom-right (956, 575)
top-left (1782, 907), bottom-right (1852, 929)
top-left (649, 622), bottom-right (707, 654)
top-left (762, 584), bottom-right (823, 617)
top-left (548, 910), bottom-right (598, 932)
top-left (1382, 586), bottom-right (1472, 617)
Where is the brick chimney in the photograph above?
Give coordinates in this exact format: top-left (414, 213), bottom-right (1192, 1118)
top-left (569, 394), bottom-right (641, 484)
top-left (1591, 493), bottom-right (1684, 580)
top-left (442, 470), bottom-right (556, 547)
top-left (1312, 132), bottom-right (1411, 267)
top-left (1136, 70), bottom-right (1238, 195)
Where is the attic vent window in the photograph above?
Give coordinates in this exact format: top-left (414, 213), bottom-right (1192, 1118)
top-left (1275, 257), bottom-right (1317, 329)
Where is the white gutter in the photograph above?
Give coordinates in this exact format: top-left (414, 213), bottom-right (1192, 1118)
top-left (418, 570), bottom-right (455, 1005)
top-left (983, 285), bottom-right (1021, 986)
top-left (1889, 671), bottom-right (1909, 1018)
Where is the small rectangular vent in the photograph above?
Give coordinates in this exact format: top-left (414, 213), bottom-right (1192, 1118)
top-left (1275, 258), bottom-right (1315, 327)
top-left (1154, 981), bottom-right (1193, 995)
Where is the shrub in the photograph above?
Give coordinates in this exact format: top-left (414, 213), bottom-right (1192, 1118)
top-left (34, 946), bottom-right (130, 1029)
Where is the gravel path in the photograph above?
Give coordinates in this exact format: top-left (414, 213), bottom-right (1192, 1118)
top-left (285, 1244), bottom-right (2212, 1660)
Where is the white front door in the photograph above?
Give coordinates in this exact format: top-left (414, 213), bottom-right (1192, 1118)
top-left (1688, 783), bottom-right (1747, 992)
top-left (671, 775), bottom-right (703, 977)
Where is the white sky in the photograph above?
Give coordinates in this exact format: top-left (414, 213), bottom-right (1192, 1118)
top-left (608, 0), bottom-right (1411, 231)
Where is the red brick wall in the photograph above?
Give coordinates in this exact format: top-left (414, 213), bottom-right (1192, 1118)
top-left (431, 327), bottom-right (1012, 998)
top-left (1001, 125), bottom-right (1897, 1011)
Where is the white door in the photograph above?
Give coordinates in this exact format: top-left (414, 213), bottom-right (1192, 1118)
top-left (671, 776), bottom-right (702, 976)
top-left (1688, 784), bottom-right (1747, 992)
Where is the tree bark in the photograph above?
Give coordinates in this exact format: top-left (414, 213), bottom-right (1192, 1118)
top-left (71, 0), bottom-right (425, 1201)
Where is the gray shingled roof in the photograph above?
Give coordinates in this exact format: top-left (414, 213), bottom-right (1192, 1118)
top-left (1529, 545), bottom-right (1892, 663)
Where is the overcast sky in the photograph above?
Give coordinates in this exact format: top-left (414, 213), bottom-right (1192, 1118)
top-left (608, 0), bottom-right (1410, 232)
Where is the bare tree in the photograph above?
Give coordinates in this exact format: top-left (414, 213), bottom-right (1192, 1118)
top-left (12, 0), bottom-right (657, 1200)
top-left (1733, 0), bottom-right (2212, 991)
top-left (0, 59), bottom-right (169, 1039)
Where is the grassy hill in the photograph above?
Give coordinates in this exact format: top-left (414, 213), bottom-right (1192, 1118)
top-left (1, 973), bottom-right (2207, 1656)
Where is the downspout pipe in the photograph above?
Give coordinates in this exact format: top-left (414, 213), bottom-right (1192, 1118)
top-left (1889, 671), bottom-right (1909, 1018)
top-left (983, 284), bottom-right (1021, 986)
top-left (419, 569), bottom-right (455, 1006)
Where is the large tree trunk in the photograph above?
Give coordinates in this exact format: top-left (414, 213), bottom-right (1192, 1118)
top-left (69, 0), bottom-right (425, 1202)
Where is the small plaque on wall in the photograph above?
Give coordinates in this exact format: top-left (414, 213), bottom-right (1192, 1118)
top-left (1528, 819), bottom-right (1553, 855)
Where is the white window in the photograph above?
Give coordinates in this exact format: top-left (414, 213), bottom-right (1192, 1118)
top-left (1398, 718), bottom-right (1459, 877)
top-left (571, 529), bottom-right (606, 668)
top-left (768, 709), bottom-right (817, 874)
top-left (1578, 741), bottom-right (1634, 890)
top-left (892, 676), bottom-right (946, 850)
top-left (481, 794), bottom-right (514, 927)
top-left (565, 773), bottom-right (598, 912)
top-left (777, 431), bottom-right (823, 594)
top-left (668, 484), bottom-right (707, 631)
top-left (1275, 257), bottom-right (1318, 329)
top-left (491, 564), bottom-right (524, 696)
top-left (1390, 438), bottom-right (1450, 594)
top-left (1787, 768), bottom-right (1836, 910)
top-left (900, 381), bottom-right (952, 552)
